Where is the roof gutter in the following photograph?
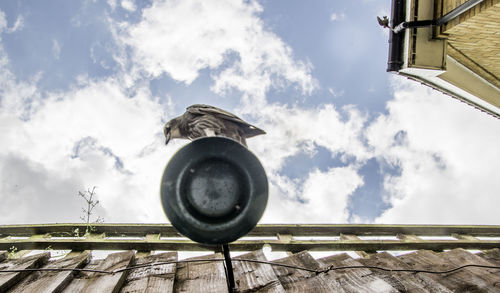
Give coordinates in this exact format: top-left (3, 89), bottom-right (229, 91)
top-left (387, 0), bottom-right (484, 72)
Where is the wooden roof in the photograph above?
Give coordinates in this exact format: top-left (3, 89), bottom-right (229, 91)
top-left (1, 224), bottom-right (500, 292)
top-left (1, 248), bottom-right (500, 292)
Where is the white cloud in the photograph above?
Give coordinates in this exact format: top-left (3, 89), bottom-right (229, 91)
top-left (52, 39), bottom-right (61, 60)
top-left (0, 48), bottom-right (41, 120)
top-left (250, 103), bottom-right (370, 173)
top-left (0, 52), bottom-right (174, 223)
top-left (121, 0), bottom-right (136, 12)
top-left (8, 15), bottom-right (24, 33)
top-left (330, 12), bottom-right (345, 22)
top-left (262, 166), bottom-right (363, 223)
top-left (0, 10), bottom-right (6, 33)
top-left (248, 103), bottom-right (370, 223)
top-left (0, 154), bottom-right (85, 223)
top-left (118, 0), bottom-right (317, 106)
top-left (0, 0), bottom-right (322, 225)
top-left (2, 1), bottom-right (499, 229)
top-left (107, 0), bottom-right (117, 10)
top-left (368, 77), bottom-right (500, 224)
top-left (0, 11), bottom-right (24, 35)
top-left (328, 87), bottom-right (345, 98)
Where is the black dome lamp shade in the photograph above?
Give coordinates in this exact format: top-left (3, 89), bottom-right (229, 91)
top-left (160, 137), bottom-right (268, 245)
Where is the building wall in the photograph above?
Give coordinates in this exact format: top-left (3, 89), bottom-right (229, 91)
top-left (442, 1), bottom-right (500, 90)
top-left (429, 0), bottom-right (500, 112)
top-left (438, 0), bottom-right (499, 32)
top-left (401, 0), bottom-right (500, 117)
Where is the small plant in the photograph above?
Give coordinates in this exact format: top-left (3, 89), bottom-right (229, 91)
top-left (78, 186), bottom-right (104, 235)
top-left (45, 246), bottom-right (69, 258)
top-left (7, 246), bottom-right (18, 259)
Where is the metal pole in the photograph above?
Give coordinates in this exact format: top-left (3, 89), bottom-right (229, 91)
top-left (222, 244), bottom-right (235, 293)
top-left (391, 0), bottom-right (484, 34)
top-left (436, 0), bottom-right (483, 25)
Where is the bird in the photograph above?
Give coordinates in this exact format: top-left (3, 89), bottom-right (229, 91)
top-left (377, 16), bottom-right (390, 28)
top-left (163, 104), bottom-right (266, 147)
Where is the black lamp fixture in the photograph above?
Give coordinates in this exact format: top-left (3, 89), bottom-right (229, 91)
top-left (160, 136), bottom-right (268, 245)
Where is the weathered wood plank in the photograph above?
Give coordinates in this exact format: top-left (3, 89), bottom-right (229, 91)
top-left (451, 234), bottom-right (479, 241)
top-left (2, 224), bottom-right (500, 238)
top-left (398, 249), bottom-right (500, 292)
top-left (318, 254), bottom-right (398, 293)
top-left (0, 252), bottom-right (50, 292)
top-left (73, 250), bottom-right (135, 293)
top-left (271, 251), bottom-right (345, 292)
top-left (81, 250), bottom-right (134, 293)
top-left (397, 234), bottom-right (422, 241)
top-left (340, 234), bottom-right (374, 258)
top-left (477, 248), bottom-right (500, 266)
top-left (61, 258), bottom-right (103, 292)
top-left (316, 253), bottom-right (352, 267)
top-left (2, 237), bottom-right (500, 252)
top-left (120, 252), bottom-right (177, 293)
top-left (277, 234), bottom-right (293, 256)
top-left (357, 252), bottom-right (452, 292)
top-left (232, 250), bottom-right (285, 292)
top-left (440, 249), bottom-right (500, 291)
top-left (8, 249), bottom-right (32, 259)
top-left (9, 251), bottom-right (90, 293)
top-left (0, 224), bottom-right (182, 238)
top-left (174, 253), bottom-right (228, 293)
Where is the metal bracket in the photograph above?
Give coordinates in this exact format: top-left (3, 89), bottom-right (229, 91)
top-left (386, 0), bottom-right (484, 33)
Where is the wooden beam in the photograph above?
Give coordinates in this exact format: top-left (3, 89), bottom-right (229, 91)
top-left (8, 251), bottom-right (90, 293)
top-left (316, 253), bottom-right (397, 292)
top-left (232, 250), bottom-right (285, 292)
top-left (0, 252), bottom-right (50, 292)
top-left (120, 252), bottom-right (177, 293)
top-left (79, 251), bottom-right (135, 293)
top-left (136, 234), bottom-right (161, 256)
top-left (0, 224), bottom-right (181, 238)
top-left (0, 237), bottom-right (499, 252)
top-left (174, 253), bottom-right (228, 292)
top-left (396, 234), bottom-right (422, 241)
top-left (340, 234), bottom-right (374, 258)
top-left (277, 234), bottom-right (293, 256)
top-left (2, 224), bottom-right (500, 238)
top-left (452, 234), bottom-right (480, 241)
top-left (272, 251), bottom-right (342, 291)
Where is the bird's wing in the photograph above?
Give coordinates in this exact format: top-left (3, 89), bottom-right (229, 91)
top-left (377, 16), bottom-right (384, 26)
top-left (187, 104), bottom-right (245, 123)
top-left (186, 115), bottom-right (224, 139)
top-left (186, 104), bottom-right (266, 137)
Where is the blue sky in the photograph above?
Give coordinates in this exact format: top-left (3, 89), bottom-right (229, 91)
top-left (1, 0), bottom-right (499, 226)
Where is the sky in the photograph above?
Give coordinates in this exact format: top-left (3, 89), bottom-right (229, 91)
top-left (1, 0), bottom-right (499, 227)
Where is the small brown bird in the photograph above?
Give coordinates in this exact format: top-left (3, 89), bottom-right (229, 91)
top-left (377, 16), bottom-right (390, 29)
top-left (164, 104), bottom-right (266, 147)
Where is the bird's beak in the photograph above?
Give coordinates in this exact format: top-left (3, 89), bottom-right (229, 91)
top-left (165, 132), bottom-right (171, 145)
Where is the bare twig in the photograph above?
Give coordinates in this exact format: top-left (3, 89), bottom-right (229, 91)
top-left (78, 186), bottom-right (104, 234)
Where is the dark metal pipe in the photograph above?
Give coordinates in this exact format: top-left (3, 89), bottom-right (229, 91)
top-left (436, 0), bottom-right (483, 25)
top-left (393, 20), bottom-right (434, 33)
top-left (387, 0), bottom-right (406, 72)
top-left (222, 244), bottom-right (235, 293)
top-left (387, 0), bottom-right (483, 72)
top-left (392, 0), bottom-right (484, 33)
